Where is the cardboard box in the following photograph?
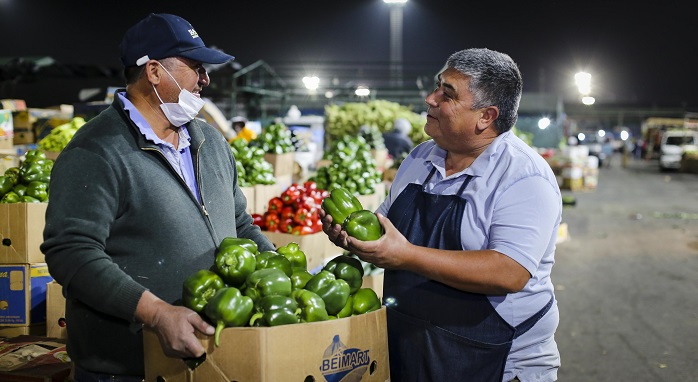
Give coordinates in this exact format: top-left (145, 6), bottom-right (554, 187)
top-left (0, 100), bottom-right (27, 112)
top-left (45, 281), bottom-right (66, 340)
top-left (0, 203), bottom-right (48, 264)
top-left (0, 325), bottom-right (46, 338)
top-left (1, 109), bottom-right (13, 138)
top-left (252, 183), bottom-right (281, 215)
top-left (0, 335), bottom-right (72, 382)
top-left (264, 152), bottom-right (295, 177)
top-left (361, 272), bottom-right (384, 299)
top-left (262, 231), bottom-right (334, 272)
top-left (239, 186), bottom-right (255, 214)
top-left (0, 264), bottom-right (53, 326)
top-left (12, 130), bottom-right (34, 145)
top-left (144, 307), bottom-right (389, 382)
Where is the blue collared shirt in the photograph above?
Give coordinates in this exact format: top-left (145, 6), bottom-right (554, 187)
top-left (118, 92), bottom-right (200, 202)
top-left (378, 131), bottom-right (561, 381)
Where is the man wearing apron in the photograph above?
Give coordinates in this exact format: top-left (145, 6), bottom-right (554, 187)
top-left (321, 48), bottom-right (561, 381)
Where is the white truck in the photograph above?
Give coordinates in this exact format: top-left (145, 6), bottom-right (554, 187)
top-left (659, 129), bottom-right (698, 171)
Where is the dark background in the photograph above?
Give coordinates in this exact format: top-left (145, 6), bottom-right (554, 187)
top-left (1, 0), bottom-right (697, 109)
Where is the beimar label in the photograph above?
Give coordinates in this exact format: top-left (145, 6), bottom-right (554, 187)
top-left (320, 334), bottom-right (371, 382)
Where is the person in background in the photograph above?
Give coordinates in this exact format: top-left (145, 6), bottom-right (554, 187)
top-left (41, 13), bottom-right (275, 381)
top-left (602, 137), bottom-right (614, 168)
top-left (321, 48), bottom-right (561, 382)
top-left (382, 117), bottom-right (414, 160)
top-left (230, 115), bottom-right (257, 142)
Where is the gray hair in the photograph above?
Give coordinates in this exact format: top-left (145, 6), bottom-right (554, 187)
top-left (446, 48), bottom-right (522, 133)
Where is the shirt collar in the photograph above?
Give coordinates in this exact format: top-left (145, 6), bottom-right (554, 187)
top-left (118, 91), bottom-right (191, 149)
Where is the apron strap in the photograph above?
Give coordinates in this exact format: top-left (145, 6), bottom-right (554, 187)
top-left (513, 296), bottom-right (554, 339)
top-left (421, 165), bottom-right (473, 196)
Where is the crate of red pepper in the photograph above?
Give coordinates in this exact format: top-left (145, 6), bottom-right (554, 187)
top-left (254, 181), bottom-right (334, 271)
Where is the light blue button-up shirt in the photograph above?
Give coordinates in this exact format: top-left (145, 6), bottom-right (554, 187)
top-left (118, 92), bottom-right (200, 202)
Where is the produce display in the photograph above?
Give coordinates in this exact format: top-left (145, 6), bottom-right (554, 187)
top-left (324, 100), bottom-right (428, 146)
top-left (252, 181), bottom-right (328, 235)
top-left (0, 149), bottom-right (52, 203)
top-left (248, 122), bottom-right (295, 154)
top-left (37, 116), bottom-right (86, 152)
top-left (312, 135), bottom-right (382, 195)
top-left (182, 239), bottom-right (382, 347)
top-left (321, 187), bottom-right (384, 241)
top-left (229, 139), bottom-right (276, 187)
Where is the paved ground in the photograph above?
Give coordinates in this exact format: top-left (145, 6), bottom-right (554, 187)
top-left (553, 155), bottom-right (698, 381)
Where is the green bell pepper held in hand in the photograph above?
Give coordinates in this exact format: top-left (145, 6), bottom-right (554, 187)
top-left (213, 244), bottom-right (257, 288)
top-left (182, 269), bottom-right (225, 313)
top-left (244, 268), bottom-right (293, 303)
top-left (204, 287), bottom-right (254, 347)
top-left (291, 269), bottom-right (313, 290)
top-left (255, 251), bottom-right (293, 277)
top-left (291, 288), bottom-right (329, 323)
top-left (249, 295), bottom-right (299, 327)
top-left (219, 237), bottom-right (258, 255)
top-left (352, 287), bottom-right (382, 315)
top-left (323, 254), bottom-right (365, 294)
top-left (343, 210), bottom-right (384, 241)
top-left (304, 270), bottom-right (351, 316)
top-left (276, 242), bottom-right (307, 271)
top-left (321, 187), bottom-right (363, 226)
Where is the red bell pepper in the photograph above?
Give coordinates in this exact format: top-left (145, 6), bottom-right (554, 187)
top-left (280, 206), bottom-right (295, 221)
top-left (252, 213), bottom-right (265, 229)
top-left (279, 218), bottom-right (295, 234)
top-left (281, 184), bottom-right (301, 205)
top-left (292, 225), bottom-right (314, 235)
top-left (268, 197), bottom-right (284, 213)
top-left (294, 207), bottom-right (318, 227)
top-left (264, 212), bottom-right (281, 232)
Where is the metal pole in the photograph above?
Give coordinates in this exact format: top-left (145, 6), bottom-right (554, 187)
top-left (389, 6), bottom-right (403, 88)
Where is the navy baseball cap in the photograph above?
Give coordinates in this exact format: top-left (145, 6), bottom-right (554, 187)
top-left (119, 13), bottom-right (234, 67)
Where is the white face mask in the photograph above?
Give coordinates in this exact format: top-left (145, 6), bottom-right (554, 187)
top-left (152, 63), bottom-right (206, 127)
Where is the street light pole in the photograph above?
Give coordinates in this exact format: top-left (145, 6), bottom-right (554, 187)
top-left (384, 0), bottom-right (407, 89)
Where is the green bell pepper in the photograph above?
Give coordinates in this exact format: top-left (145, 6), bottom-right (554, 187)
top-left (244, 268), bottom-right (293, 303)
top-left (343, 210), bottom-right (383, 241)
top-left (24, 149), bottom-right (47, 162)
top-left (213, 244), bottom-right (257, 288)
top-left (334, 295), bottom-right (354, 319)
top-left (0, 176), bottom-right (13, 196)
top-left (12, 184), bottom-right (26, 197)
top-left (352, 287), bottom-right (382, 315)
top-left (249, 295), bottom-right (299, 327)
top-left (304, 270), bottom-right (351, 316)
top-left (25, 181), bottom-right (49, 202)
top-left (0, 191), bottom-right (20, 203)
top-left (321, 186), bottom-right (363, 226)
top-left (219, 237), bottom-right (258, 255)
top-left (182, 269), bottom-right (225, 313)
top-left (19, 162), bottom-right (51, 184)
top-left (4, 167), bottom-right (20, 186)
top-left (20, 195), bottom-right (41, 203)
top-left (323, 254), bottom-right (365, 294)
top-left (291, 288), bottom-right (329, 323)
top-left (204, 287), bottom-right (254, 347)
top-left (255, 250), bottom-right (293, 277)
top-left (276, 242), bottom-right (307, 271)
top-left (290, 269), bottom-right (313, 290)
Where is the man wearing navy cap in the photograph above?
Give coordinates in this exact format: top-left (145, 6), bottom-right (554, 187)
top-left (41, 13), bottom-right (275, 381)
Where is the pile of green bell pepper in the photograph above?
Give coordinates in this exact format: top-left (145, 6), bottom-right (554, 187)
top-left (181, 238), bottom-right (384, 348)
top-left (310, 135), bottom-right (382, 195)
top-left (229, 139), bottom-right (276, 187)
top-left (0, 149), bottom-right (53, 203)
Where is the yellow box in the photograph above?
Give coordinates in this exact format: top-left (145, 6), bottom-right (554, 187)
top-left (144, 307), bottom-right (389, 382)
top-left (0, 203), bottom-right (48, 264)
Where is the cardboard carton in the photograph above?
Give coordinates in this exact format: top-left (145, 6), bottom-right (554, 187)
top-left (0, 325), bottom-right (46, 338)
top-left (262, 231), bottom-right (333, 272)
top-left (253, 183), bottom-right (281, 215)
top-left (45, 281), bottom-right (66, 340)
top-left (144, 307), bottom-right (389, 382)
top-left (0, 263), bottom-right (53, 326)
top-left (1, 109), bottom-right (13, 139)
top-left (264, 152), bottom-right (295, 177)
top-left (239, 186), bottom-right (255, 214)
top-left (0, 203), bottom-right (48, 264)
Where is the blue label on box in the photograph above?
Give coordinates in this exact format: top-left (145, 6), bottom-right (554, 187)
top-left (0, 264), bottom-right (53, 325)
top-left (319, 334), bottom-right (371, 382)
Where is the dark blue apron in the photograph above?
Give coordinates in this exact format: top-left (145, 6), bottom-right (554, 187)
top-left (384, 167), bottom-right (553, 382)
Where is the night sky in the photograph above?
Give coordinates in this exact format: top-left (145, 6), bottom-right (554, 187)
top-left (1, 0), bottom-right (697, 108)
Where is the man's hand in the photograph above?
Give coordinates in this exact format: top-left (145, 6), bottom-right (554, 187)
top-left (345, 213), bottom-right (411, 270)
top-left (319, 208), bottom-right (350, 250)
top-left (136, 291), bottom-right (215, 358)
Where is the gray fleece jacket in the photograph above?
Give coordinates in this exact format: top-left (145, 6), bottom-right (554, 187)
top-left (41, 93), bottom-right (274, 376)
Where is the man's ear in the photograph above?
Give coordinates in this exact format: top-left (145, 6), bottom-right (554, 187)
top-left (144, 60), bottom-right (163, 85)
top-left (477, 106), bottom-right (499, 132)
